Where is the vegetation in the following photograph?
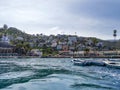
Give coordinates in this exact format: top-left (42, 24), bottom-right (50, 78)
top-left (84, 48), bottom-right (90, 56)
top-left (0, 24), bottom-right (120, 56)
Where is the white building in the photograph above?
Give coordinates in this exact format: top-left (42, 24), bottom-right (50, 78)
top-left (51, 39), bottom-right (57, 47)
top-left (51, 42), bottom-right (57, 47)
top-left (1, 34), bottom-right (10, 43)
top-left (16, 36), bottom-right (24, 41)
top-left (31, 49), bottom-right (42, 56)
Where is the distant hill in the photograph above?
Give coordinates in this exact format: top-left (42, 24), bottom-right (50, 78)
top-left (0, 25), bottom-right (36, 43)
top-left (103, 40), bottom-right (120, 49)
top-left (0, 27), bottom-right (31, 37)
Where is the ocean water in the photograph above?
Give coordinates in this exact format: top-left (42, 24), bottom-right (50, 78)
top-left (0, 58), bottom-right (120, 90)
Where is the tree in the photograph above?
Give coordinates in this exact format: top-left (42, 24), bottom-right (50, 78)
top-left (84, 48), bottom-right (90, 56)
top-left (92, 38), bottom-right (98, 47)
top-left (3, 24), bottom-right (8, 30)
top-left (113, 30), bottom-right (117, 41)
top-left (15, 41), bottom-right (31, 55)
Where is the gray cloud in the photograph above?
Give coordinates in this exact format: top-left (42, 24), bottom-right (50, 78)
top-left (0, 0), bottom-right (119, 40)
top-left (68, 0), bottom-right (120, 20)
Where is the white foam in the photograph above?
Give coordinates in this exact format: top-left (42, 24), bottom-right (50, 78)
top-left (0, 71), bottom-right (34, 79)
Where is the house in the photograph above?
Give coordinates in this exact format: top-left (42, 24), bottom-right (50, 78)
top-left (77, 44), bottom-right (85, 51)
top-left (86, 39), bottom-right (93, 46)
top-left (0, 34), bottom-right (16, 56)
top-left (8, 35), bottom-right (14, 41)
top-left (51, 42), bottom-right (57, 47)
top-left (58, 41), bottom-right (67, 45)
top-left (57, 44), bottom-right (62, 50)
top-left (29, 43), bottom-right (35, 48)
top-left (68, 36), bottom-right (77, 43)
top-left (1, 34), bottom-right (10, 43)
top-left (38, 43), bottom-right (45, 48)
top-left (96, 42), bottom-right (103, 47)
top-left (69, 46), bottom-right (75, 51)
top-left (68, 41), bottom-right (73, 45)
top-left (16, 36), bottom-right (24, 41)
top-left (48, 35), bottom-right (54, 42)
top-left (62, 45), bottom-right (69, 51)
top-left (51, 39), bottom-right (57, 47)
top-left (30, 49), bottom-right (42, 56)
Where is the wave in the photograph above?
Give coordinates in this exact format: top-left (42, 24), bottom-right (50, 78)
top-left (71, 83), bottom-right (114, 90)
top-left (0, 58), bottom-right (120, 90)
top-left (0, 71), bottom-right (34, 79)
top-left (0, 68), bottom-right (72, 89)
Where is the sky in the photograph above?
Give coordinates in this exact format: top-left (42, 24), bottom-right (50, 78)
top-left (0, 0), bottom-right (120, 40)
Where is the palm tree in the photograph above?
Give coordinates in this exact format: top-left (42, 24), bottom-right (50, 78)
top-left (113, 30), bottom-right (117, 41)
top-left (92, 38), bottom-right (98, 47)
top-left (84, 48), bottom-right (90, 56)
top-left (113, 30), bottom-right (117, 55)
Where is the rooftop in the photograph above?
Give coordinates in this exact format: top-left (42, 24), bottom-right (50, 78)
top-left (0, 42), bottom-right (14, 48)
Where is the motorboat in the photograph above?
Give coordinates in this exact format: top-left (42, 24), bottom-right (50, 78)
top-left (72, 59), bottom-right (106, 66)
top-left (72, 58), bottom-right (120, 69)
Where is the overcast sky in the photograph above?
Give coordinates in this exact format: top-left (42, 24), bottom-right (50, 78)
top-left (0, 0), bottom-right (120, 40)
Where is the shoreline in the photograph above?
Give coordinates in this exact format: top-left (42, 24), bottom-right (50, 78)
top-left (0, 55), bottom-right (120, 59)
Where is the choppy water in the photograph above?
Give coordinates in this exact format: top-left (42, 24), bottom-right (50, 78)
top-left (0, 58), bottom-right (120, 90)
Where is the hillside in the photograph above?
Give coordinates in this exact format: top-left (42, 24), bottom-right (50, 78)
top-left (0, 24), bottom-right (120, 51)
top-left (0, 27), bottom-right (32, 38)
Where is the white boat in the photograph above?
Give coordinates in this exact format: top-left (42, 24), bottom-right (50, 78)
top-left (72, 59), bottom-right (120, 69)
top-left (72, 59), bottom-right (106, 66)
